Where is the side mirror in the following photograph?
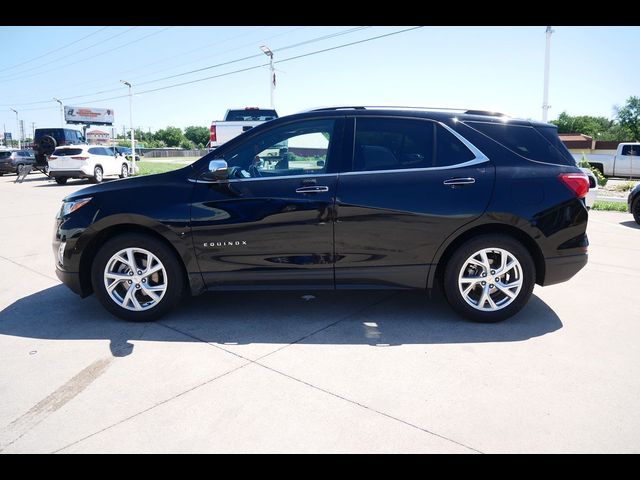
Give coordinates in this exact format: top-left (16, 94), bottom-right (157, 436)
top-left (208, 159), bottom-right (228, 180)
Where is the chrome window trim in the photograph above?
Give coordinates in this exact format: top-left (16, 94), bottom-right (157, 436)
top-left (340, 157), bottom-right (489, 176)
top-left (191, 172), bottom-right (337, 184)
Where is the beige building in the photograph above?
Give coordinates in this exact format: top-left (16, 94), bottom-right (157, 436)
top-left (87, 129), bottom-right (111, 145)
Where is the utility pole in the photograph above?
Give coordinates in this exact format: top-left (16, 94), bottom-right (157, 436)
top-left (120, 80), bottom-right (137, 174)
top-left (53, 98), bottom-right (64, 127)
top-left (260, 45), bottom-right (275, 109)
top-left (10, 108), bottom-right (20, 150)
top-left (31, 122), bottom-right (36, 142)
top-left (542, 26), bottom-right (554, 123)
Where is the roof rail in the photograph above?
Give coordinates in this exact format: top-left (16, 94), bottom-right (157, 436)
top-left (464, 109), bottom-right (507, 117)
top-left (308, 106), bottom-right (507, 116)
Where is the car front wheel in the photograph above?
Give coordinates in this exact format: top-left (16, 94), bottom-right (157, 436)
top-left (119, 164), bottom-right (129, 179)
top-left (443, 234), bottom-right (535, 323)
top-left (91, 233), bottom-right (185, 321)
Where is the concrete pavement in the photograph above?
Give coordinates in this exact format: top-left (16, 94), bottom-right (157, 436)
top-left (0, 171), bottom-right (639, 453)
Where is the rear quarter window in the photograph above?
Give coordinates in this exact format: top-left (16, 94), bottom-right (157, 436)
top-left (464, 121), bottom-right (574, 166)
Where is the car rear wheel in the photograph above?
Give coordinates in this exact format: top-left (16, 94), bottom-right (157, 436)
top-left (119, 164), bottom-right (129, 179)
top-left (91, 233), bottom-right (185, 321)
top-left (93, 166), bottom-right (103, 184)
top-left (16, 164), bottom-right (24, 174)
top-left (55, 177), bottom-right (68, 185)
top-left (633, 198), bottom-right (640, 225)
top-left (443, 234), bottom-right (535, 323)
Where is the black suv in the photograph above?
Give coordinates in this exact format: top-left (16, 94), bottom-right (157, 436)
top-left (33, 128), bottom-right (86, 168)
top-left (53, 107), bottom-right (589, 322)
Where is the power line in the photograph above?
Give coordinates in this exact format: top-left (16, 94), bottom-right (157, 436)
top-left (0, 27), bottom-right (138, 82)
top-left (11, 26), bottom-right (423, 112)
top-left (0, 27), bottom-right (171, 85)
top-left (4, 26), bottom-right (110, 71)
top-left (4, 26), bottom-right (371, 107)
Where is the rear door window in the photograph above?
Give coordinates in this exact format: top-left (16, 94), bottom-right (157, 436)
top-left (88, 147), bottom-right (103, 155)
top-left (353, 118), bottom-right (475, 172)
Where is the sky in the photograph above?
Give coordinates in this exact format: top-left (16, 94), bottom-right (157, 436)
top-left (0, 25), bottom-right (638, 139)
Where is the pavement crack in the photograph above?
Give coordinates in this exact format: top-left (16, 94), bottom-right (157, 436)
top-left (0, 255), bottom-right (58, 282)
top-left (253, 361), bottom-right (484, 454)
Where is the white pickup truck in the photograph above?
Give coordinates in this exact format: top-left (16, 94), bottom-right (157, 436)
top-left (209, 107), bottom-right (278, 150)
top-left (577, 142), bottom-right (640, 178)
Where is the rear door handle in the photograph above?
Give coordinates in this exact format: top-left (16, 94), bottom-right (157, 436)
top-left (296, 186), bottom-right (329, 194)
top-left (443, 177), bottom-right (476, 186)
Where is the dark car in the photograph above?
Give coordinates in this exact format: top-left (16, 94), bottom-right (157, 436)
top-left (33, 128), bottom-right (86, 168)
top-left (114, 146), bottom-right (141, 162)
top-left (628, 183), bottom-right (640, 224)
top-left (0, 149), bottom-right (36, 175)
top-left (53, 107), bottom-right (590, 323)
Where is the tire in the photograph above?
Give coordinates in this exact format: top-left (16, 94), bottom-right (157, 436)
top-left (633, 198), bottom-right (640, 225)
top-left (92, 166), bottom-right (103, 183)
top-left (16, 164), bottom-right (24, 175)
top-left (37, 135), bottom-right (57, 156)
top-left (119, 163), bottom-right (129, 179)
top-left (91, 233), bottom-right (185, 322)
top-left (443, 234), bottom-right (535, 323)
top-left (55, 177), bottom-right (68, 185)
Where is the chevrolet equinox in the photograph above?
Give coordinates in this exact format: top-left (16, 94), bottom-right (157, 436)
top-left (53, 107), bottom-right (589, 322)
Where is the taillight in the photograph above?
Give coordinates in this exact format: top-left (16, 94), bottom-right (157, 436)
top-left (49, 156), bottom-right (58, 160)
top-left (558, 173), bottom-right (589, 199)
top-left (71, 156), bottom-right (89, 161)
top-left (210, 125), bottom-right (217, 143)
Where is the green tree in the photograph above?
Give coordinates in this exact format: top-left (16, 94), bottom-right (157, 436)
top-left (551, 112), bottom-right (613, 137)
top-left (184, 126), bottom-right (209, 148)
top-left (616, 96), bottom-right (640, 141)
top-left (180, 139), bottom-right (194, 150)
top-left (153, 126), bottom-right (184, 147)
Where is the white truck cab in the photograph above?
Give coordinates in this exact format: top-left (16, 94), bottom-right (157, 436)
top-left (209, 108), bottom-right (278, 150)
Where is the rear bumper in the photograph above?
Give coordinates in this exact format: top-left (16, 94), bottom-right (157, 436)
top-left (542, 253), bottom-right (588, 286)
top-left (49, 169), bottom-right (93, 178)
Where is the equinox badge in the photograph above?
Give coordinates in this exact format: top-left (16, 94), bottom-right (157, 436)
top-left (203, 241), bottom-right (248, 247)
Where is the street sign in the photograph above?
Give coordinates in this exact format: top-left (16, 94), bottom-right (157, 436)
top-left (65, 106), bottom-right (115, 125)
top-left (4, 133), bottom-right (12, 141)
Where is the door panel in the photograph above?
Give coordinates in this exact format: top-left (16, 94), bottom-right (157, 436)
top-left (191, 117), bottom-right (342, 289)
top-left (191, 176), bottom-right (337, 287)
top-left (334, 117), bottom-right (495, 288)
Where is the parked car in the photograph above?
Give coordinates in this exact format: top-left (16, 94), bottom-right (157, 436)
top-left (114, 146), bottom-right (142, 162)
top-left (580, 167), bottom-right (598, 209)
top-left (628, 182), bottom-right (640, 224)
top-left (0, 149), bottom-right (36, 175)
top-left (48, 145), bottom-right (132, 185)
top-left (53, 107), bottom-right (589, 323)
top-left (33, 128), bottom-right (86, 170)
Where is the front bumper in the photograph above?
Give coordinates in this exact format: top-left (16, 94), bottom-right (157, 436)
top-left (55, 267), bottom-right (86, 296)
top-left (542, 253), bottom-right (588, 286)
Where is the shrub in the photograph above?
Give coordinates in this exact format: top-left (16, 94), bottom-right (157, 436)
top-left (578, 153), bottom-right (608, 187)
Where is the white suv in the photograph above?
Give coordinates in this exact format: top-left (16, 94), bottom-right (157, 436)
top-left (49, 145), bottom-right (132, 185)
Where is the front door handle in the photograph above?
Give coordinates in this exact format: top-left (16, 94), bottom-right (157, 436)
top-left (296, 186), bottom-right (329, 194)
top-left (443, 177), bottom-right (476, 186)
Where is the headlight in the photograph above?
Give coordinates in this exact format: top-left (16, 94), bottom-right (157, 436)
top-left (61, 197), bottom-right (92, 216)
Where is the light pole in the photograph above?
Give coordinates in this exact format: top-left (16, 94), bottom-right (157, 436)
top-left (260, 45), bottom-right (275, 109)
top-left (9, 108), bottom-right (20, 149)
top-left (541, 26), bottom-right (554, 123)
top-left (53, 98), bottom-right (64, 127)
top-left (120, 80), bottom-right (137, 174)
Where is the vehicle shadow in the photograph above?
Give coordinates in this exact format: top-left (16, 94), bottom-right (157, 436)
top-left (620, 220), bottom-right (640, 230)
top-left (0, 285), bottom-right (563, 357)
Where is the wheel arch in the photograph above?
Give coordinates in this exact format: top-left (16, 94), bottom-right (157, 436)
top-left (78, 223), bottom-right (194, 298)
top-left (429, 223), bottom-right (545, 289)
